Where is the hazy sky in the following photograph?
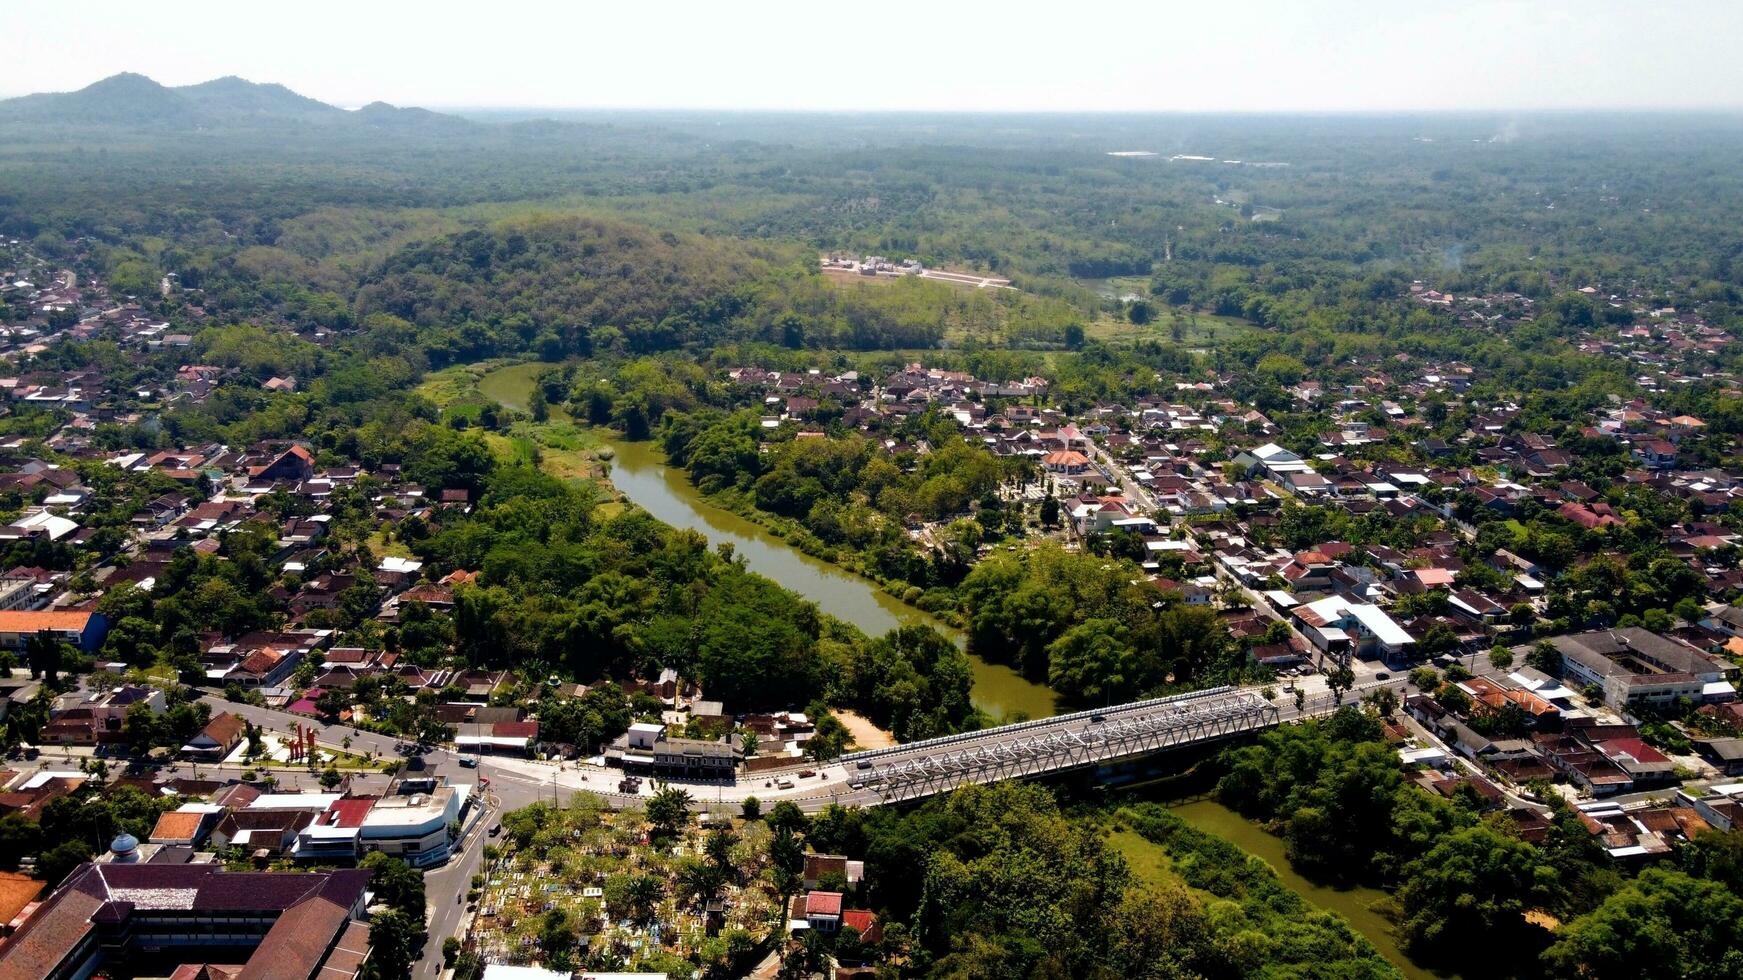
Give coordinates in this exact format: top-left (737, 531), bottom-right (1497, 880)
top-left (6, 1), bottom-right (1741, 112)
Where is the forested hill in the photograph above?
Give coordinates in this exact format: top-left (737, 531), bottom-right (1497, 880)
top-left (345, 216), bottom-right (1050, 361)
top-left (352, 216), bottom-right (799, 362)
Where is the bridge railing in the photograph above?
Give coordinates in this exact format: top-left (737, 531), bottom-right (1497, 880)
top-left (838, 685), bottom-right (1239, 767)
top-left (850, 688), bottom-right (1279, 803)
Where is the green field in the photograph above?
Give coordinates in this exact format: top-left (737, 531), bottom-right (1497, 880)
top-left (1085, 307), bottom-right (1257, 347)
top-left (418, 361), bottom-right (607, 481)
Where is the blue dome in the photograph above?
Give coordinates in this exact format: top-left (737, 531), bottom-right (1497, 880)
top-left (110, 832), bottom-right (139, 855)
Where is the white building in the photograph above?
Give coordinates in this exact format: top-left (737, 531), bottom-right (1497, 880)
top-left (1293, 595), bottom-right (1415, 663)
top-left (361, 785), bottom-right (469, 868)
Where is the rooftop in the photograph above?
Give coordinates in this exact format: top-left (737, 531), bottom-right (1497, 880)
top-left (0, 863), bottom-right (369, 980)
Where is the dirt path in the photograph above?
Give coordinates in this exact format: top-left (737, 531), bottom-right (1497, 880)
top-left (835, 709), bottom-right (897, 751)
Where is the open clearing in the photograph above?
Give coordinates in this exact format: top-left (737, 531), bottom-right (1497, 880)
top-left (835, 709), bottom-right (898, 751)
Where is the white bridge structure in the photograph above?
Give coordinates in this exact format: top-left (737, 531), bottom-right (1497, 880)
top-left (840, 686), bottom-right (1281, 804)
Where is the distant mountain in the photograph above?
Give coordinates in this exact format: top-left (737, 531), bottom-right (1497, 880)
top-left (176, 75), bottom-right (345, 123)
top-left (353, 100), bottom-right (474, 132)
top-left (0, 72), bottom-right (471, 132)
top-left (0, 72), bottom-right (195, 125)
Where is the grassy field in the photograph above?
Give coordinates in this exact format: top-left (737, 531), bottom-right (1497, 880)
top-left (1104, 827), bottom-right (1175, 887)
top-left (1085, 308), bottom-right (1256, 346)
top-left (363, 528), bottom-right (413, 560)
top-left (1078, 275), bottom-right (1152, 301)
top-left (420, 360), bottom-right (608, 482)
top-left (473, 360), bottom-right (548, 413)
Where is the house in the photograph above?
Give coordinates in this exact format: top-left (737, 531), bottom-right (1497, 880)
top-left (181, 711), bottom-right (246, 761)
top-left (294, 797), bottom-right (377, 863)
top-left (212, 808), bottom-right (316, 856)
top-left (801, 890), bottom-right (843, 933)
top-left (1631, 439), bottom-right (1678, 470)
top-left (614, 723), bottom-right (741, 778)
top-left (248, 444), bottom-right (316, 482)
top-left (1292, 596), bottom-right (1415, 663)
top-left (1233, 442), bottom-right (1314, 477)
top-left (1694, 737), bottom-right (1743, 776)
top-left (1592, 737), bottom-right (1679, 788)
top-left (803, 853), bottom-right (865, 890)
top-left (40, 707), bottom-right (121, 747)
top-left (840, 908), bottom-right (883, 945)
top-left (147, 806), bottom-right (218, 847)
top-left (227, 644), bottom-right (304, 688)
top-left (1042, 450), bottom-right (1092, 475)
top-left (1557, 501), bottom-right (1622, 530)
top-left (3, 505), bottom-right (78, 543)
top-left (455, 720), bottom-right (539, 755)
top-left (0, 870), bottom-right (45, 940)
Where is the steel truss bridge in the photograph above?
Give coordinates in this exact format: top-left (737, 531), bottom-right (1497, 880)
top-left (840, 686), bottom-right (1280, 804)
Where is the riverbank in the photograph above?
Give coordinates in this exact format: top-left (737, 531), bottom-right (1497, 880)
top-left (1102, 799), bottom-right (1412, 979)
top-left (598, 437), bottom-right (1059, 722)
top-left (667, 478), bottom-right (965, 623)
top-left (1109, 799), bottom-right (1435, 980)
top-left (1102, 768), bottom-right (1449, 980)
top-left (834, 709), bottom-right (897, 751)
top-left (421, 359), bottom-right (1061, 722)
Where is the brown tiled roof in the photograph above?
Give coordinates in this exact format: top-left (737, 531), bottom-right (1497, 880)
top-left (238, 647), bottom-right (287, 675)
top-left (312, 919), bottom-right (371, 980)
top-left (202, 712), bottom-right (246, 746)
top-left (150, 810), bottom-right (207, 843)
top-left (0, 869), bottom-right (45, 925)
top-left (0, 609), bottom-right (92, 632)
top-left (238, 891), bottom-right (349, 980)
top-left (0, 873), bottom-right (104, 977)
top-left (0, 863), bottom-right (369, 979)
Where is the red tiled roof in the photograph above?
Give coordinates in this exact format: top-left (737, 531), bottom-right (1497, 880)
top-left (323, 798), bottom-right (375, 828)
top-left (1597, 737), bottom-right (1671, 764)
top-left (804, 890), bottom-right (843, 917)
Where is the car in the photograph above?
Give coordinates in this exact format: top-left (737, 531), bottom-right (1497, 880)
top-left (1090, 714), bottom-right (1106, 723)
top-left (488, 824), bottom-right (501, 837)
top-left (799, 769), bottom-right (816, 778)
top-left (458, 756), bottom-right (479, 768)
top-left (1375, 672), bottom-right (1391, 681)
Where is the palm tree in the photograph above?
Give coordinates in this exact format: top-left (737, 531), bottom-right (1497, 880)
top-left (625, 872), bottom-right (664, 925)
top-left (768, 827), bottom-right (804, 940)
top-left (644, 783), bottom-right (693, 839)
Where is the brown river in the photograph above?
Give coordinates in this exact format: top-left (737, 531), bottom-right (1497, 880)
top-left (476, 363), bottom-right (1059, 721)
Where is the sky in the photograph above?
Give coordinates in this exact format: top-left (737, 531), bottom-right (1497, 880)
top-left (5, 0), bottom-right (1742, 113)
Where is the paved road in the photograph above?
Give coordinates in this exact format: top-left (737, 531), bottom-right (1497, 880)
top-left (197, 695), bottom-right (409, 757)
top-left (418, 795), bottom-right (495, 979)
top-left (1082, 434), bottom-right (1158, 512)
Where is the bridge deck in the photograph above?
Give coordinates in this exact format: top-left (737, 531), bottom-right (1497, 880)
top-left (840, 685), bottom-right (1280, 803)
